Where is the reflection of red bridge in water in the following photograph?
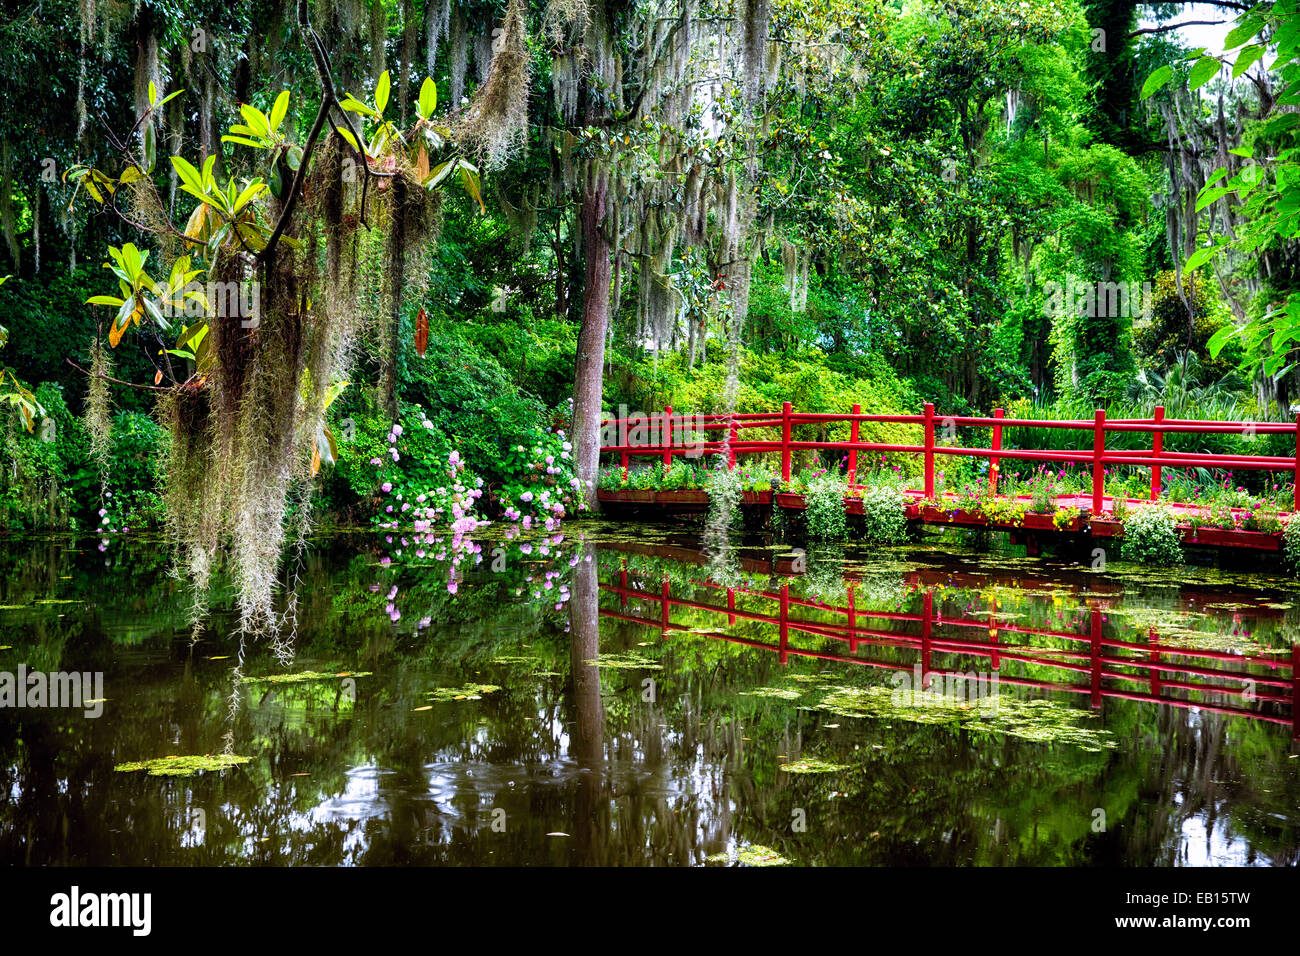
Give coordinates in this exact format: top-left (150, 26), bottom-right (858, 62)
top-left (599, 559), bottom-right (1300, 739)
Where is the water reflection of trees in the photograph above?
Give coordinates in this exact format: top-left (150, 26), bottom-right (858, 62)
top-left (1, 535), bottom-right (1298, 865)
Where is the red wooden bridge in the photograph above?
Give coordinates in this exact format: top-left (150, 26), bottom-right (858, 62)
top-left (600, 554), bottom-right (1300, 738)
top-left (598, 403), bottom-right (1300, 552)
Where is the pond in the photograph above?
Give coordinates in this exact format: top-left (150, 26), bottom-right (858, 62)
top-left (1, 528), bottom-right (1297, 866)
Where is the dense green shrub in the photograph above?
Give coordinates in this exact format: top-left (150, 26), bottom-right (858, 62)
top-left (1120, 505), bottom-right (1183, 566)
top-left (805, 472), bottom-right (848, 541)
top-left (1284, 515), bottom-right (1300, 574)
top-left (859, 485), bottom-right (908, 545)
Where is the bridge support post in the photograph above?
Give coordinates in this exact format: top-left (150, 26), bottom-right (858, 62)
top-left (1090, 606), bottom-right (1102, 709)
top-left (923, 403), bottom-right (936, 499)
top-left (847, 582), bottom-right (858, 653)
top-left (1294, 413), bottom-right (1300, 512)
top-left (662, 405), bottom-right (673, 471)
top-left (778, 583), bottom-right (790, 664)
top-left (727, 417), bottom-right (738, 471)
top-left (781, 401), bottom-right (793, 483)
top-left (1092, 408), bottom-right (1106, 515)
top-left (848, 403), bottom-right (861, 488)
top-left (921, 589), bottom-right (933, 687)
top-left (1150, 406), bottom-right (1164, 501)
top-left (990, 408), bottom-right (1003, 494)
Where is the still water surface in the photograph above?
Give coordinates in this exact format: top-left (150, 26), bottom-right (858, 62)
top-left (1, 530), bottom-right (1297, 865)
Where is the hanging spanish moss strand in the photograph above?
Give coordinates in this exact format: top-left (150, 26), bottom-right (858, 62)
top-left (449, 6), bottom-right (468, 106)
top-left (425, 0), bottom-right (451, 75)
top-left (458, 0), bottom-right (532, 171)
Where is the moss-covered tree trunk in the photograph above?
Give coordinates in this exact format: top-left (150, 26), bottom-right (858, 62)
top-left (572, 170), bottom-right (610, 511)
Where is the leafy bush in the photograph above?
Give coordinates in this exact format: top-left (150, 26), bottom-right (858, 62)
top-left (496, 428), bottom-right (586, 527)
top-left (1284, 515), bottom-right (1300, 574)
top-left (1120, 506), bottom-right (1183, 566)
top-left (805, 472), bottom-right (848, 541)
top-left (859, 485), bottom-right (908, 545)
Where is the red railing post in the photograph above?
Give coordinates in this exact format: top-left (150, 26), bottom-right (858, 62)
top-left (990, 408), bottom-right (1003, 495)
top-left (1090, 606), bottom-right (1102, 709)
top-left (988, 595), bottom-right (1000, 669)
top-left (848, 403), bottom-right (861, 488)
top-left (1293, 413), bottom-right (1300, 512)
top-left (847, 582), bottom-right (858, 653)
top-left (727, 587), bottom-right (736, 625)
top-left (923, 403), bottom-right (936, 499)
top-left (1092, 408), bottom-right (1106, 515)
top-left (1150, 405), bottom-right (1164, 501)
top-left (661, 576), bottom-right (671, 636)
top-left (662, 404), bottom-right (673, 471)
top-left (921, 589), bottom-right (933, 686)
top-left (1292, 643), bottom-right (1299, 741)
top-left (778, 582), bottom-right (790, 665)
top-left (727, 416), bottom-right (739, 471)
top-left (781, 401), bottom-right (793, 483)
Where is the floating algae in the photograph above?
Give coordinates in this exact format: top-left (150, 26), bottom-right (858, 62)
top-left (427, 683), bottom-right (502, 701)
top-left (584, 653), bottom-right (663, 670)
top-left (115, 754), bottom-right (253, 777)
top-left (780, 757), bottom-right (851, 774)
top-left (813, 685), bottom-right (1117, 752)
top-left (240, 671), bottom-right (372, 685)
top-left (707, 844), bottom-right (792, 867)
top-left (741, 686), bottom-right (804, 700)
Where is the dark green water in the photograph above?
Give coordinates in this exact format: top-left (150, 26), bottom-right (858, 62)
top-left (1, 529), bottom-right (1298, 866)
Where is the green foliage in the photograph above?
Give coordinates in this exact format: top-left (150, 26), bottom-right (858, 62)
top-left (1120, 505), bottom-right (1184, 566)
top-left (805, 472), bottom-right (849, 541)
top-left (859, 485), bottom-right (908, 545)
top-left (1284, 514), bottom-right (1300, 574)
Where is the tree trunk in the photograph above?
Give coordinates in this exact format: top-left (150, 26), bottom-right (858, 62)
top-left (572, 171), bottom-right (610, 511)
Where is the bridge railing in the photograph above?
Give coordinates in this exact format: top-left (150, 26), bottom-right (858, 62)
top-left (599, 403), bottom-right (1300, 511)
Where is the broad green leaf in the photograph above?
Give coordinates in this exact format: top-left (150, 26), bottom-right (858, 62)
top-left (1184, 243), bottom-right (1221, 272)
top-left (269, 89), bottom-right (290, 132)
top-left (335, 126), bottom-right (360, 151)
top-left (1233, 44), bottom-right (1265, 78)
top-left (418, 78), bottom-right (436, 119)
top-left (375, 71), bottom-right (390, 115)
top-left (1189, 56), bottom-right (1220, 92)
top-left (171, 156), bottom-right (205, 196)
top-left (1140, 65), bottom-right (1173, 100)
top-left (1224, 17), bottom-right (1265, 50)
top-left (1195, 185), bottom-right (1234, 212)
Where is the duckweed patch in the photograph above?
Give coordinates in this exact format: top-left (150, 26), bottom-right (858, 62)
top-left (780, 757), bottom-right (851, 774)
top-left (584, 653), bottom-right (663, 670)
top-left (741, 686), bottom-right (804, 700)
top-left (814, 686), bottom-right (1117, 752)
top-left (427, 683), bottom-right (502, 701)
top-left (707, 844), bottom-right (792, 867)
top-left (115, 754), bottom-right (254, 777)
top-left (240, 671), bottom-right (373, 685)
